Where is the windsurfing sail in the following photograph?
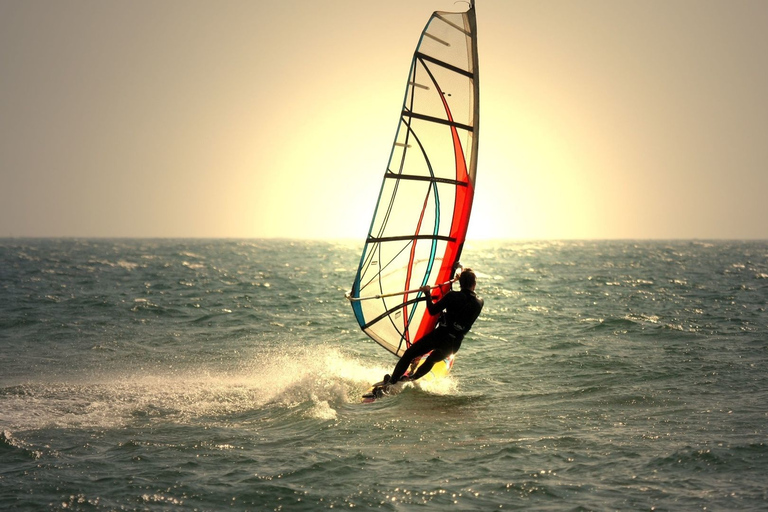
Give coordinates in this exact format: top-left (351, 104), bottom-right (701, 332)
top-left (347, 2), bottom-right (479, 358)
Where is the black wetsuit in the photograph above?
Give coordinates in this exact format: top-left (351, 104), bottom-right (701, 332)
top-left (390, 288), bottom-right (484, 384)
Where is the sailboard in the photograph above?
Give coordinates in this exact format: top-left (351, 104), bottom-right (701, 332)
top-left (347, 1), bottom-right (479, 400)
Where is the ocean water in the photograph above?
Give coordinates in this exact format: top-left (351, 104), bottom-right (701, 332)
top-left (1, 238), bottom-right (767, 511)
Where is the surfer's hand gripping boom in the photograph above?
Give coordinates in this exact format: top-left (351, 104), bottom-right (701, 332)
top-left (346, 274), bottom-right (459, 302)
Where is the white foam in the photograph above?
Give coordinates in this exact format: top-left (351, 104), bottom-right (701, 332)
top-left (0, 346), bottom-right (385, 430)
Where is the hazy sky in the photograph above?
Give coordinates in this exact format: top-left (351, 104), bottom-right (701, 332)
top-left (1, 0), bottom-right (767, 239)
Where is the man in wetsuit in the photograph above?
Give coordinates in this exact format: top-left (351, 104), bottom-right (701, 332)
top-left (382, 268), bottom-right (484, 388)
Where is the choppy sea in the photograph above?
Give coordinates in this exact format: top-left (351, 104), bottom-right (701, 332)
top-left (1, 239), bottom-right (767, 511)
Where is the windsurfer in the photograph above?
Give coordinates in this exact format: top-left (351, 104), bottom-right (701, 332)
top-left (382, 268), bottom-right (484, 388)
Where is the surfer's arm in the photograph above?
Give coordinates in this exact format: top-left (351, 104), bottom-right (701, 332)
top-left (419, 285), bottom-right (439, 314)
top-left (420, 287), bottom-right (455, 316)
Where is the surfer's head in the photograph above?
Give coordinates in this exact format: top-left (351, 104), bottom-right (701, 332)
top-left (459, 268), bottom-right (476, 291)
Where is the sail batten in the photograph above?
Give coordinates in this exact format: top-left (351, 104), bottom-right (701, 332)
top-left (415, 52), bottom-right (475, 78)
top-left (385, 173), bottom-right (469, 187)
top-left (424, 32), bottom-right (451, 46)
top-left (434, 13), bottom-right (472, 36)
top-left (401, 110), bottom-right (474, 132)
top-left (349, 5), bottom-right (479, 357)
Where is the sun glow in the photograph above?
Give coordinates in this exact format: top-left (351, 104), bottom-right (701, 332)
top-left (3, 1), bottom-right (767, 239)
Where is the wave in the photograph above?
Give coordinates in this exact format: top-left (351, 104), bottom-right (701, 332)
top-left (0, 346), bottom-right (452, 431)
top-left (647, 441), bottom-right (768, 486)
top-left (0, 429), bottom-right (43, 460)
